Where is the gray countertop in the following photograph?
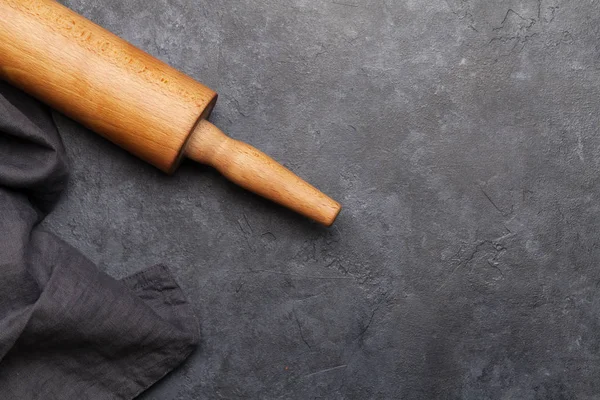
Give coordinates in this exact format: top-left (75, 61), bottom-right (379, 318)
top-left (45, 1), bottom-right (600, 398)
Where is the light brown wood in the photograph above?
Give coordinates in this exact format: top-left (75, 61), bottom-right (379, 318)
top-left (0, 0), bottom-right (342, 225)
top-left (0, 0), bottom-right (217, 173)
top-left (187, 121), bottom-right (342, 226)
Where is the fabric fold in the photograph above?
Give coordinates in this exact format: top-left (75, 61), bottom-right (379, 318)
top-left (0, 81), bottom-right (199, 399)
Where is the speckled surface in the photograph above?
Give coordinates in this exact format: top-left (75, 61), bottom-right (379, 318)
top-left (43, 1), bottom-right (600, 399)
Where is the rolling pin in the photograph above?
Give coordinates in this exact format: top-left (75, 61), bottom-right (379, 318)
top-left (0, 0), bottom-right (341, 226)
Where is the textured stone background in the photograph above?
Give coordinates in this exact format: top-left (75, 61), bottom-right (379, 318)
top-left (44, 0), bottom-right (600, 399)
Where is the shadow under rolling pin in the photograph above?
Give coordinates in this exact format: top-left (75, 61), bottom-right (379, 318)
top-left (0, 0), bottom-right (341, 226)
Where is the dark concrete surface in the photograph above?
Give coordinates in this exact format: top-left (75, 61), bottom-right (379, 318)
top-left (43, 0), bottom-right (600, 398)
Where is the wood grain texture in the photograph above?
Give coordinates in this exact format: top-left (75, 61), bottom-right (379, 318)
top-left (187, 121), bottom-right (342, 226)
top-left (0, 0), bottom-right (217, 172)
top-left (0, 0), bottom-right (341, 225)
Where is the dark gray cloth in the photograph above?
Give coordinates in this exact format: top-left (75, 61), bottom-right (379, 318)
top-left (0, 82), bottom-right (199, 399)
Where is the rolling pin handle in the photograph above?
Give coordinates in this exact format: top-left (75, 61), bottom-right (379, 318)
top-left (185, 120), bottom-right (341, 226)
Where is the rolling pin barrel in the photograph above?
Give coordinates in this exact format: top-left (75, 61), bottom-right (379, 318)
top-left (0, 0), bottom-right (341, 225)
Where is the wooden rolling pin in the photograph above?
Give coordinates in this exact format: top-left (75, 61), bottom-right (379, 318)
top-left (0, 0), bottom-right (341, 226)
